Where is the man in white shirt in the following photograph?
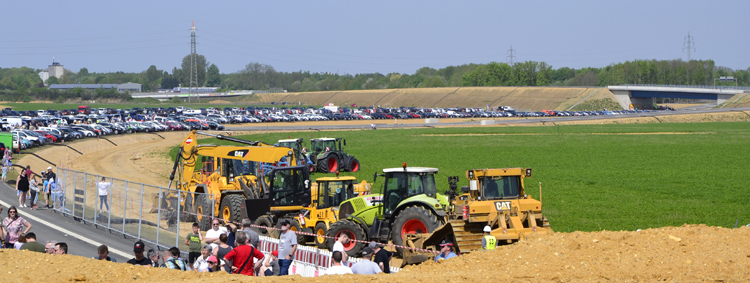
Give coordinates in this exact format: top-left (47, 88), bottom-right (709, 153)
top-left (324, 251), bottom-right (352, 275)
top-left (204, 219), bottom-right (226, 250)
top-left (96, 177), bottom-right (111, 212)
top-left (332, 233), bottom-right (349, 265)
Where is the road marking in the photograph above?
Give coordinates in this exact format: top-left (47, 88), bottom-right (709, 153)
top-left (0, 198), bottom-right (131, 258)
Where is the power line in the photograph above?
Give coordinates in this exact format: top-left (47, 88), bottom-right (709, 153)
top-left (683, 32), bottom-right (695, 61)
top-left (506, 45), bottom-right (516, 65)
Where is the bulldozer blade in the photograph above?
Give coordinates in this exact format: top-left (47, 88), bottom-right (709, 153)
top-left (422, 222), bottom-right (460, 252)
top-left (405, 254), bottom-right (430, 265)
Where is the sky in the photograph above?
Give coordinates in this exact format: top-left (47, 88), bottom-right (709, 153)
top-left (2, 0), bottom-right (749, 75)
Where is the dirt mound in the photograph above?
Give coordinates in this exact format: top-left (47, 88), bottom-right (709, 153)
top-left (3, 224), bottom-right (747, 282)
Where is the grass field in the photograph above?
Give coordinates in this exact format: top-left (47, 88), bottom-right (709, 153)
top-left (170, 122), bottom-right (750, 233)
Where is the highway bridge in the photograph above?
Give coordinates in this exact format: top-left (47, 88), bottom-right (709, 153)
top-left (608, 85), bottom-right (749, 108)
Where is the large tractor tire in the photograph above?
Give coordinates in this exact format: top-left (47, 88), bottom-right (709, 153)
top-left (181, 194), bottom-right (196, 222)
top-left (391, 205), bottom-right (442, 256)
top-left (348, 157), bottom-right (360, 172)
top-left (317, 155), bottom-right (339, 173)
top-left (254, 215), bottom-right (274, 237)
top-left (275, 218), bottom-right (305, 244)
top-left (195, 194), bottom-right (213, 231)
top-left (219, 194), bottom-right (244, 224)
top-left (314, 222), bottom-right (328, 249)
top-left (326, 219), bottom-right (366, 257)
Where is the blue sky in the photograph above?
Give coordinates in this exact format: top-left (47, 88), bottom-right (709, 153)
top-left (2, 0), bottom-right (748, 75)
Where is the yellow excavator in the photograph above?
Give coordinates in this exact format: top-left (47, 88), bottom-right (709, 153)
top-left (161, 130), bottom-right (309, 230)
top-left (401, 168), bottom-right (551, 265)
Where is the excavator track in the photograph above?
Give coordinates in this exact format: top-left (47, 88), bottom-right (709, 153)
top-left (448, 220), bottom-right (486, 253)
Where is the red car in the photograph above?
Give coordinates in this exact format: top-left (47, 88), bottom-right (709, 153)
top-left (34, 130), bottom-right (57, 142)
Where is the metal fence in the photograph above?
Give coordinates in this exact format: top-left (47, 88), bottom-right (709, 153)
top-left (53, 168), bottom-right (215, 257)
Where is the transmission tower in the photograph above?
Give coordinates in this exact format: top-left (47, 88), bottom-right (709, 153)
top-left (190, 21), bottom-right (198, 102)
top-left (506, 45), bottom-right (516, 65)
top-left (683, 32), bottom-right (695, 61)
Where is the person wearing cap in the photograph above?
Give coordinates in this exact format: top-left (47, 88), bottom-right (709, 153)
top-left (434, 240), bottom-right (457, 262)
top-left (277, 220), bottom-right (297, 275)
top-left (371, 241), bottom-right (392, 273)
top-left (43, 167), bottom-right (56, 208)
top-left (350, 246), bottom-right (381, 275)
top-left (206, 256), bottom-right (220, 272)
top-left (127, 240), bottom-right (153, 266)
top-left (259, 250), bottom-right (280, 276)
top-left (481, 225), bottom-right (496, 250)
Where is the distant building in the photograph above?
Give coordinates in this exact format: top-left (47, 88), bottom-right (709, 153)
top-left (48, 59), bottom-right (65, 79)
top-left (49, 82), bottom-right (142, 93)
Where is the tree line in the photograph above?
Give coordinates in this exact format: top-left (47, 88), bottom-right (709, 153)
top-left (1, 56), bottom-right (748, 102)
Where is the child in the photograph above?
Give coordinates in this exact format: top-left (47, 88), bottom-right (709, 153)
top-left (29, 176), bottom-right (40, 210)
top-left (1, 165), bottom-right (8, 182)
top-left (184, 222), bottom-right (204, 265)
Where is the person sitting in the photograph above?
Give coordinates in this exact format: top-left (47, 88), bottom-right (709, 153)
top-left (434, 240), bottom-right (457, 262)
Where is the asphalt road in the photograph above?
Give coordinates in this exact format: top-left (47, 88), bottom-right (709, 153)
top-left (0, 182), bottom-right (140, 262)
top-left (226, 107), bottom-right (750, 132)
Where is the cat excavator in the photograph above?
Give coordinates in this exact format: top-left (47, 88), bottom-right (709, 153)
top-left (159, 130), bottom-right (309, 230)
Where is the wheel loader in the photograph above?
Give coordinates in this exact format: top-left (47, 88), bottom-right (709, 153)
top-left (294, 174), bottom-right (373, 249)
top-left (308, 137), bottom-right (360, 173)
top-left (321, 163), bottom-right (449, 258)
top-left (159, 130), bottom-right (308, 230)
top-left (399, 168), bottom-right (551, 265)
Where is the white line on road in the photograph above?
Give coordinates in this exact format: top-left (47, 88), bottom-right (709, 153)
top-left (0, 198), bottom-right (131, 258)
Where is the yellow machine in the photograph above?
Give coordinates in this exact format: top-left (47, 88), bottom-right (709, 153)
top-left (163, 130), bottom-right (308, 230)
top-left (401, 168), bottom-right (551, 264)
top-left (295, 175), bottom-right (372, 248)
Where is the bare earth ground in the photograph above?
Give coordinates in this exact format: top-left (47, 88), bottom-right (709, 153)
top-left (11, 112), bottom-right (750, 282)
top-left (0, 224), bottom-right (747, 282)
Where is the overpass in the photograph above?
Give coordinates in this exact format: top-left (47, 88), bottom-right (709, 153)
top-left (608, 85), bottom-right (748, 108)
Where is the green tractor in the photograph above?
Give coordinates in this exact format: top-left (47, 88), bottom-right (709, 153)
top-left (308, 137), bottom-right (360, 173)
top-left (324, 164), bottom-right (448, 257)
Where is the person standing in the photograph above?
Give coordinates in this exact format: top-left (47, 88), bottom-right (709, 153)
top-left (434, 240), bottom-right (458, 262)
top-left (323, 251), bottom-right (353, 275)
top-left (350, 246), bottom-right (381, 275)
top-left (185, 223), bottom-right (204, 265)
top-left (19, 232), bottom-right (45, 253)
top-left (96, 177), bottom-right (111, 213)
top-left (240, 219), bottom-right (259, 248)
top-left (212, 233), bottom-right (233, 273)
top-left (2, 206), bottom-right (32, 248)
top-left (371, 242), bottom-right (392, 273)
top-left (28, 175), bottom-right (40, 210)
top-left (1, 163), bottom-right (8, 182)
top-left (204, 219), bottom-right (227, 250)
top-left (277, 220), bottom-right (297, 275)
top-left (127, 241), bottom-right (153, 266)
top-left (481, 225), bottom-right (496, 251)
top-left (223, 231), bottom-right (264, 276)
top-left (94, 245), bottom-right (117, 262)
top-left (332, 233), bottom-right (350, 266)
top-left (16, 170), bottom-right (30, 208)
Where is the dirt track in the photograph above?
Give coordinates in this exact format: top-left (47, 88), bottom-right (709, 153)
top-left (2, 224), bottom-right (748, 282)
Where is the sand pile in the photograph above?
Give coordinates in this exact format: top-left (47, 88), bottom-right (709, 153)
top-left (2, 224), bottom-right (747, 282)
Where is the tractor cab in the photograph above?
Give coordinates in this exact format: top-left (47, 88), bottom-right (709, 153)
top-left (314, 176), bottom-right (356, 209)
top-left (310, 138), bottom-right (342, 154)
top-left (278, 138), bottom-right (303, 152)
top-left (379, 166), bottom-right (439, 217)
top-left (267, 166), bottom-right (311, 207)
top-left (460, 168), bottom-right (532, 203)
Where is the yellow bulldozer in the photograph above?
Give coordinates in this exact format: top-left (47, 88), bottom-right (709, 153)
top-left (295, 174), bottom-right (372, 248)
top-left (401, 168), bottom-right (551, 265)
top-left (159, 130), bottom-right (308, 230)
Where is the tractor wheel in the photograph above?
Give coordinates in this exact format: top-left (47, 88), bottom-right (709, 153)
top-left (219, 195), bottom-right (244, 224)
top-left (348, 157), bottom-right (360, 172)
top-left (195, 194), bottom-right (213, 231)
top-left (391, 205), bottom-right (442, 256)
top-left (326, 219), bottom-right (366, 257)
top-left (275, 218), bottom-right (305, 244)
top-left (317, 155), bottom-right (339, 173)
top-left (314, 222), bottom-right (328, 249)
top-left (254, 215), bottom-right (274, 237)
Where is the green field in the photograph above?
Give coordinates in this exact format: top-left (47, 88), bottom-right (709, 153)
top-left (170, 122), bottom-right (750, 233)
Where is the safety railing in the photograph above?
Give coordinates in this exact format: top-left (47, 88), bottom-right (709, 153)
top-left (53, 168), bottom-right (215, 257)
top-left (617, 84), bottom-right (750, 90)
